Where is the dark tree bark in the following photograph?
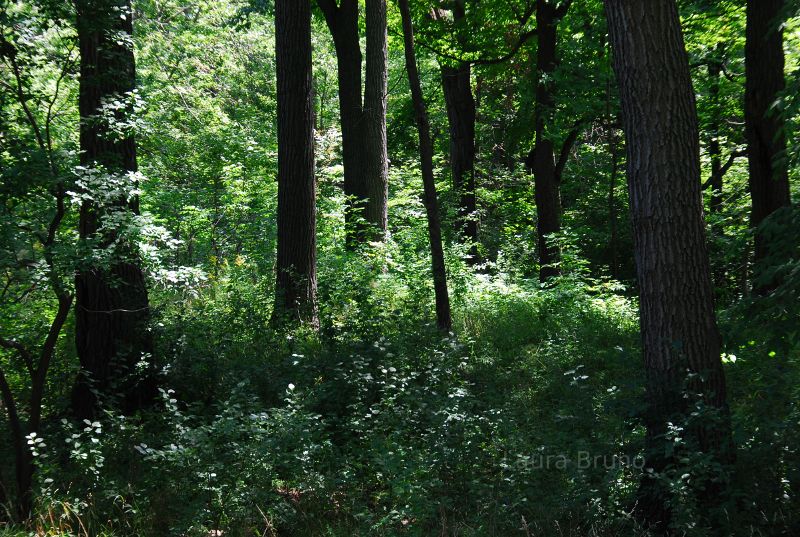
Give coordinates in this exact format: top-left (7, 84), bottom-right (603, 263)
top-left (363, 0), bottom-right (389, 237)
top-left (706, 46), bottom-right (729, 292)
top-left (398, 0), bottom-right (452, 332)
top-left (73, 0), bottom-right (156, 421)
top-left (0, 366), bottom-right (29, 519)
top-left (608, 129), bottom-right (619, 280)
top-left (317, 0), bottom-right (388, 246)
top-left (524, 0), bottom-right (572, 282)
top-left (605, 0), bottom-right (734, 528)
top-left (273, 0), bottom-right (318, 328)
top-left (433, 3), bottom-right (479, 262)
top-left (745, 0), bottom-right (791, 272)
top-left (0, 474), bottom-right (6, 516)
top-left (2, 296), bottom-right (72, 520)
top-left (442, 61), bottom-right (479, 261)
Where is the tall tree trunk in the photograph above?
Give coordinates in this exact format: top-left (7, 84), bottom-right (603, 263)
top-left (362, 0), bottom-right (389, 238)
top-left (0, 368), bottom-right (30, 519)
top-left (398, 0), bottom-right (452, 332)
top-left (73, 0), bottom-right (156, 420)
top-left (435, 2), bottom-right (479, 262)
top-left (608, 129), bottom-right (619, 280)
top-left (745, 0), bottom-right (791, 276)
top-left (317, 0), bottom-right (389, 246)
top-left (441, 61), bottom-right (479, 262)
top-left (273, 0), bottom-right (318, 328)
top-left (707, 47), bottom-right (728, 292)
top-left (525, 0), bottom-right (569, 282)
top-left (605, 0), bottom-right (734, 528)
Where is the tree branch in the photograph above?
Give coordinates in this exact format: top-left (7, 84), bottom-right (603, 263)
top-left (0, 367), bottom-right (24, 450)
top-left (555, 0), bottom-right (574, 20)
top-left (316, 0), bottom-right (339, 21)
top-left (701, 149), bottom-right (747, 190)
top-left (0, 337), bottom-right (34, 379)
top-left (409, 0), bottom-right (537, 66)
top-left (29, 295), bottom-right (72, 431)
top-left (1, 36), bottom-right (46, 153)
top-left (407, 27), bottom-right (537, 66)
top-left (44, 43), bottom-right (77, 166)
top-left (554, 121), bottom-right (584, 183)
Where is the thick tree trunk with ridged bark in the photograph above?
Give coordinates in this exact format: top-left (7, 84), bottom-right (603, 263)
top-left (73, 0), bottom-right (156, 420)
top-left (363, 0), bottom-right (389, 237)
top-left (745, 0), bottom-right (790, 275)
top-left (605, 0), bottom-right (734, 528)
top-left (317, 0), bottom-right (388, 246)
top-left (273, 0), bottom-right (318, 328)
top-left (441, 62), bottom-right (478, 260)
top-left (398, 0), bottom-right (452, 332)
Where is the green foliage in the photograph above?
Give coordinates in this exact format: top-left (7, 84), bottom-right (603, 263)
top-left (2, 1), bottom-right (800, 536)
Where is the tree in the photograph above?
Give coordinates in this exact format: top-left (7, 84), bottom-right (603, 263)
top-left (317, 0), bottom-right (388, 246)
top-left (431, 3), bottom-right (479, 262)
top-left (422, 1), bottom-right (540, 265)
top-left (0, 1), bottom-right (75, 517)
top-left (273, 0), bottom-right (318, 328)
top-left (398, 0), bottom-right (452, 332)
top-left (744, 0), bottom-right (791, 275)
top-left (524, 0), bottom-right (577, 282)
top-left (706, 44), bottom-right (725, 215)
top-left (605, 0), bottom-right (734, 527)
top-left (72, 0), bottom-right (156, 420)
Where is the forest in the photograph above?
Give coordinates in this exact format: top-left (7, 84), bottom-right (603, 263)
top-left (0, 0), bottom-right (799, 535)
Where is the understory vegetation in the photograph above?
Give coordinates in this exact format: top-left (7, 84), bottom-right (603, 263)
top-left (3, 230), bottom-right (799, 536)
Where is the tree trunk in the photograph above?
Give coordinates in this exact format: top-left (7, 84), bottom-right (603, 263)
top-left (435, 2), bottom-right (479, 262)
top-left (318, 0), bottom-right (389, 246)
top-left (525, 0), bottom-right (568, 282)
top-left (73, 0), bottom-right (156, 421)
top-left (0, 368), bottom-right (30, 519)
top-left (608, 129), bottom-right (619, 280)
top-left (362, 0), bottom-right (389, 238)
top-left (707, 48), bottom-right (724, 215)
top-left (745, 0), bottom-right (791, 274)
top-left (441, 61), bottom-right (479, 262)
top-left (273, 0), bottom-right (318, 328)
top-left (707, 48), bottom-right (729, 292)
top-left (398, 0), bottom-right (452, 332)
top-left (1, 295), bottom-right (71, 520)
top-left (605, 0), bottom-right (734, 528)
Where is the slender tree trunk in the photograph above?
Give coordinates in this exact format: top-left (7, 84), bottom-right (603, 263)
top-left (745, 0), bottom-right (791, 277)
top-left (1, 294), bottom-right (71, 519)
top-left (73, 0), bottom-right (156, 421)
top-left (525, 0), bottom-right (569, 282)
top-left (707, 48), bottom-right (729, 292)
top-left (398, 0), bottom-right (452, 332)
top-left (0, 475), bottom-right (7, 519)
top-left (608, 130), bottom-right (619, 280)
top-left (317, 0), bottom-right (389, 246)
top-left (605, 0), bottom-right (734, 528)
top-left (708, 49), bottom-right (724, 214)
top-left (273, 0), bottom-right (318, 328)
top-left (0, 369), bottom-right (30, 519)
